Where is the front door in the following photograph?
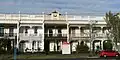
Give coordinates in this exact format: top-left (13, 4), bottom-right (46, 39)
top-left (19, 43), bottom-right (25, 52)
top-left (44, 40), bottom-right (50, 53)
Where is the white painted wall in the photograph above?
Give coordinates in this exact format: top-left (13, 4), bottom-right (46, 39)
top-left (40, 41), bottom-right (44, 51)
top-left (14, 29), bottom-right (17, 33)
top-left (84, 29), bottom-right (89, 33)
top-left (37, 28), bottom-right (44, 51)
top-left (37, 29), bottom-right (43, 34)
top-left (75, 29), bottom-right (80, 37)
top-left (37, 28), bottom-right (44, 38)
top-left (28, 29), bottom-right (34, 35)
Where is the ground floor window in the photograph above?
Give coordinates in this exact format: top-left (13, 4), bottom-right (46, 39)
top-left (19, 40), bottom-right (43, 52)
top-left (49, 41), bottom-right (62, 52)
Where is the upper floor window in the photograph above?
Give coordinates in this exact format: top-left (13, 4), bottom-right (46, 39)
top-left (9, 27), bottom-right (14, 36)
top-left (0, 27), bottom-right (4, 33)
top-left (53, 29), bottom-right (58, 36)
top-left (0, 27), bottom-right (4, 36)
top-left (9, 27), bottom-right (14, 33)
top-left (25, 28), bottom-right (28, 33)
top-left (34, 27), bottom-right (38, 33)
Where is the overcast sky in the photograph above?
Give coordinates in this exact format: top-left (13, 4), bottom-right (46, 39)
top-left (0, 0), bottom-right (120, 15)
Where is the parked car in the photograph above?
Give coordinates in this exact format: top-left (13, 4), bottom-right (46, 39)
top-left (99, 50), bottom-right (120, 57)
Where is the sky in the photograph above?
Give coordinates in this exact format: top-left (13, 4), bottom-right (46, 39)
top-left (0, 0), bottom-right (120, 15)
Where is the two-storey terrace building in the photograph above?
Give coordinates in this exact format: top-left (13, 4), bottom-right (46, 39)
top-left (0, 11), bottom-right (111, 53)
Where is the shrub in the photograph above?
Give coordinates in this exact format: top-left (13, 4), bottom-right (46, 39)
top-left (76, 41), bottom-right (89, 53)
top-left (103, 40), bottom-right (113, 50)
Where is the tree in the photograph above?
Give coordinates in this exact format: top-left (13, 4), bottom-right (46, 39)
top-left (0, 38), bottom-right (11, 54)
top-left (76, 41), bottom-right (89, 53)
top-left (104, 11), bottom-right (120, 49)
top-left (103, 40), bottom-right (113, 50)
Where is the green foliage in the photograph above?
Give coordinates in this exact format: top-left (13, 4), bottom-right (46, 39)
top-left (103, 40), bottom-right (113, 50)
top-left (105, 11), bottom-right (120, 42)
top-left (0, 38), bottom-right (13, 54)
top-left (76, 41), bottom-right (89, 53)
top-left (0, 39), bottom-right (7, 54)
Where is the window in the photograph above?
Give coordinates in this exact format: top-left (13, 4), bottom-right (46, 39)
top-left (49, 29), bottom-right (53, 37)
top-left (25, 28), bottom-right (28, 33)
top-left (32, 41), bottom-right (36, 49)
top-left (0, 27), bottom-right (4, 36)
top-left (9, 27), bottom-right (14, 36)
top-left (34, 27), bottom-right (38, 33)
top-left (75, 29), bottom-right (80, 37)
top-left (62, 29), bottom-right (67, 37)
top-left (0, 27), bottom-right (4, 33)
top-left (53, 29), bottom-right (58, 36)
top-left (19, 27), bottom-right (24, 33)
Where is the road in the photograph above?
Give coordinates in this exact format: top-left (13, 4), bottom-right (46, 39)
top-left (0, 54), bottom-right (120, 60)
top-left (12, 58), bottom-right (120, 60)
top-left (11, 56), bottom-right (120, 60)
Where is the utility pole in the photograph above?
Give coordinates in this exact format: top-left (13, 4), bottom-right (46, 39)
top-left (14, 11), bottom-right (21, 60)
top-left (89, 21), bottom-right (93, 56)
top-left (66, 12), bottom-right (69, 43)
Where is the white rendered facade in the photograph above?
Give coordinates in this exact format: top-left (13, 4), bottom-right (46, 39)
top-left (0, 11), bottom-right (112, 53)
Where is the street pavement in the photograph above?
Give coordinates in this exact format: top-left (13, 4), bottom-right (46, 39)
top-left (0, 54), bottom-right (120, 60)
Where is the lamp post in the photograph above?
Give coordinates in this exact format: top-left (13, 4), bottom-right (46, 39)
top-left (89, 20), bottom-right (98, 56)
top-left (14, 11), bottom-right (21, 60)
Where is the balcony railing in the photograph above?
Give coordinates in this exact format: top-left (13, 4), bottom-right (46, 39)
top-left (70, 33), bottom-right (107, 38)
top-left (95, 34), bottom-right (107, 38)
top-left (19, 33), bottom-right (43, 40)
top-left (0, 14), bottom-right (44, 20)
top-left (44, 33), bottom-right (67, 37)
top-left (19, 33), bottom-right (43, 37)
top-left (0, 33), bottom-right (17, 37)
top-left (70, 33), bottom-right (89, 38)
top-left (0, 14), bottom-right (104, 21)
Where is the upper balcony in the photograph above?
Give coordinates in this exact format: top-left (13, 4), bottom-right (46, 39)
top-left (19, 33), bottom-right (43, 40)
